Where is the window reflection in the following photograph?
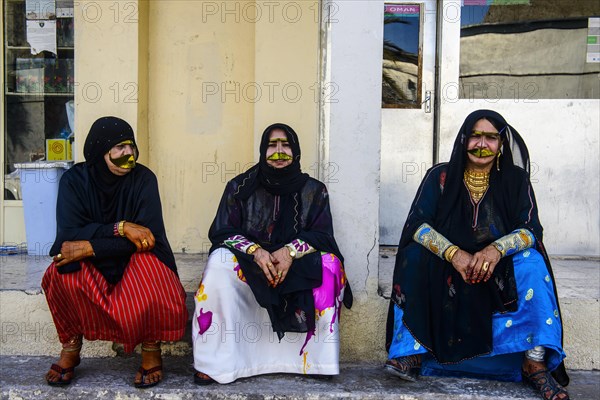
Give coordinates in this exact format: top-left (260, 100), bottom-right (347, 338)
top-left (382, 4), bottom-right (422, 108)
top-left (459, 0), bottom-right (600, 100)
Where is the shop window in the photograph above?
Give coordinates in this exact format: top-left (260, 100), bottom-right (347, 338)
top-left (3, 0), bottom-right (74, 199)
top-left (459, 0), bottom-right (600, 100)
top-left (382, 3), bottom-right (422, 108)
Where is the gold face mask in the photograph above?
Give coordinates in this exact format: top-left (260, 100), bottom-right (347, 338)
top-left (266, 138), bottom-right (293, 161)
top-left (467, 148), bottom-right (497, 158)
top-left (468, 131), bottom-right (500, 158)
top-left (267, 152), bottom-right (293, 161)
top-left (109, 140), bottom-right (137, 169)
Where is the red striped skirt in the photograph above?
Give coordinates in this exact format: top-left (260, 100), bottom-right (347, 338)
top-left (41, 252), bottom-right (188, 353)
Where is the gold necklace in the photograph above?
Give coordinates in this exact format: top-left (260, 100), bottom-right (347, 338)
top-left (464, 169), bottom-right (489, 203)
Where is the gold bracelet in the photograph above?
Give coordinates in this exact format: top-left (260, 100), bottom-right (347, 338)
top-left (118, 220), bottom-right (126, 237)
top-left (246, 243), bottom-right (261, 255)
top-left (444, 245), bottom-right (459, 262)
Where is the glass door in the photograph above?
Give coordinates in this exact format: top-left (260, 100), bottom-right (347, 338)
top-left (1, 0), bottom-right (74, 245)
top-left (380, 0), bottom-right (437, 245)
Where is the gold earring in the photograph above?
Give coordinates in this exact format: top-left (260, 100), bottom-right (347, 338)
top-left (496, 151), bottom-right (502, 171)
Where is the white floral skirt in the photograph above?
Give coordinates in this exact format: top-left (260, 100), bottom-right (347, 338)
top-left (192, 248), bottom-right (346, 384)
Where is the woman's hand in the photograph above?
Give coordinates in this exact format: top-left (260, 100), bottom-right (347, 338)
top-left (451, 249), bottom-right (474, 283)
top-left (53, 240), bottom-right (94, 268)
top-left (271, 247), bottom-right (293, 287)
top-left (123, 222), bottom-right (155, 252)
top-left (468, 245), bottom-right (502, 283)
top-left (252, 248), bottom-right (278, 286)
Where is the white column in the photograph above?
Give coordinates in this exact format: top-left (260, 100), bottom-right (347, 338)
top-left (322, 0), bottom-right (384, 294)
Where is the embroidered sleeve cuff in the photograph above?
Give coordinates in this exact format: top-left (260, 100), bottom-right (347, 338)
top-left (492, 229), bottom-right (535, 258)
top-left (223, 235), bottom-right (254, 253)
top-left (287, 239), bottom-right (316, 259)
top-left (413, 223), bottom-right (453, 260)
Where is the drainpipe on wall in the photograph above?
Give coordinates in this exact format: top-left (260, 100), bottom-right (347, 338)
top-left (432, 0), bottom-right (444, 165)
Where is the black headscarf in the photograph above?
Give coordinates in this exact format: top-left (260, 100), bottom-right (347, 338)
top-left (387, 110), bottom-right (567, 385)
top-left (235, 123), bottom-right (309, 199)
top-left (50, 116), bottom-right (176, 284)
top-left (83, 116), bottom-right (139, 221)
top-left (434, 109), bottom-right (531, 236)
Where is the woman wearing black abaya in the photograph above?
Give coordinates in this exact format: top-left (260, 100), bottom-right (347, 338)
top-left (42, 116), bottom-right (187, 388)
top-left (384, 110), bottom-right (569, 400)
top-left (192, 123), bottom-right (351, 385)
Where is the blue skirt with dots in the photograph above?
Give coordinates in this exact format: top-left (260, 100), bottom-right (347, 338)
top-left (388, 248), bottom-right (566, 382)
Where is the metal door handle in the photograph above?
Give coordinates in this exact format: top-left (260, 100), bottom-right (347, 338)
top-left (423, 90), bottom-right (432, 113)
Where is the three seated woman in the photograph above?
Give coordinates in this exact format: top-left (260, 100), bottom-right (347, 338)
top-left (42, 113), bottom-right (569, 400)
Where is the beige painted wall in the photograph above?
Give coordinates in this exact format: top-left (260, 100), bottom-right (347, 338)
top-left (147, 1), bottom-right (320, 253)
top-left (59, 0), bottom-right (319, 252)
top-left (74, 0), bottom-right (148, 163)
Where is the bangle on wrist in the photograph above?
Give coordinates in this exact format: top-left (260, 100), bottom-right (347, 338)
top-left (491, 242), bottom-right (504, 257)
top-left (246, 243), bottom-right (261, 255)
top-left (444, 245), bottom-right (459, 262)
top-left (118, 220), bottom-right (126, 237)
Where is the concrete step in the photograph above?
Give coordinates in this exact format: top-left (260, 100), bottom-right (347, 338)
top-left (1, 356), bottom-right (598, 399)
top-left (0, 251), bottom-right (599, 371)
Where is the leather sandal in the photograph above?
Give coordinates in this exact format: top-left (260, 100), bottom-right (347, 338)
top-left (134, 341), bottom-right (163, 389)
top-left (47, 362), bottom-right (79, 386)
top-left (134, 365), bottom-right (163, 389)
top-left (384, 355), bottom-right (421, 382)
top-left (46, 335), bottom-right (82, 386)
top-left (194, 371), bottom-right (215, 386)
top-left (522, 368), bottom-right (570, 400)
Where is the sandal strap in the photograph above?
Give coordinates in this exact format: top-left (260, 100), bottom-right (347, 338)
top-left (194, 371), bottom-right (215, 386)
top-left (50, 363), bottom-right (75, 374)
top-left (522, 369), bottom-right (569, 400)
top-left (389, 355), bottom-right (421, 371)
top-left (138, 365), bottom-right (163, 375)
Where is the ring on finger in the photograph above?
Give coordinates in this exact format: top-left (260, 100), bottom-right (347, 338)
top-left (142, 239), bottom-right (148, 247)
top-left (482, 261), bottom-right (489, 272)
top-left (56, 253), bottom-right (63, 260)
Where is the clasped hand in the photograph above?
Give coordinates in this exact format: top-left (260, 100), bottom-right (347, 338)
top-left (253, 247), bottom-right (293, 287)
top-left (451, 244), bottom-right (501, 284)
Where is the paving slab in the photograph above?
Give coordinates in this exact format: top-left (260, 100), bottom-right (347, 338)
top-left (1, 356), bottom-right (598, 400)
